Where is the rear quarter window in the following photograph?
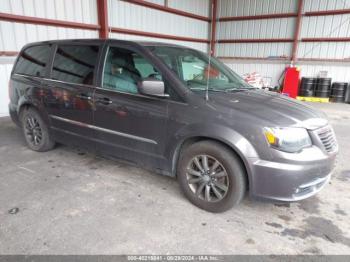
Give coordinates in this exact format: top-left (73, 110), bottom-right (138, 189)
top-left (14, 45), bottom-right (51, 77)
top-left (52, 45), bottom-right (99, 85)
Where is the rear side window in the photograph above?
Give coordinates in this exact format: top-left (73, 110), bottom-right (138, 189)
top-left (14, 45), bottom-right (51, 77)
top-left (52, 45), bottom-right (99, 85)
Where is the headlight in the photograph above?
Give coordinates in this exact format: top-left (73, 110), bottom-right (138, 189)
top-left (264, 127), bottom-right (312, 153)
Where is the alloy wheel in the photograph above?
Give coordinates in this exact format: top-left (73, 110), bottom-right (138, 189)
top-left (186, 155), bottom-right (229, 202)
top-left (24, 115), bottom-right (43, 146)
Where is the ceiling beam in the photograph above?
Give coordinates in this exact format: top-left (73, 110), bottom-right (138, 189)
top-left (219, 13), bottom-right (297, 22)
top-left (121, 0), bottom-right (210, 22)
top-left (0, 12), bottom-right (100, 30)
top-left (110, 27), bottom-right (209, 43)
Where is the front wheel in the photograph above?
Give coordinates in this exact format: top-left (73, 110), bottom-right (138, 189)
top-left (177, 141), bottom-right (247, 213)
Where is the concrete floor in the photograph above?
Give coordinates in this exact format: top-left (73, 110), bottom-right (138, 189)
top-left (0, 102), bottom-right (350, 255)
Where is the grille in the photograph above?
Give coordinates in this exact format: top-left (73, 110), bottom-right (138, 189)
top-left (316, 126), bottom-right (337, 153)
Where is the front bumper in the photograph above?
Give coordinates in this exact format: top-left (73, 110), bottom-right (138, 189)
top-left (248, 154), bottom-right (336, 201)
top-left (247, 124), bottom-right (338, 201)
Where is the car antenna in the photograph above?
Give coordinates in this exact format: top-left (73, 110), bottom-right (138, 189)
top-left (205, 51), bottom-right (212, 101)
top-left (206, 0), bottom-right (215, 101)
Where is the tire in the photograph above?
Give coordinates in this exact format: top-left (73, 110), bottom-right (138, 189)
top-left (20, 107), bottom-right (55, 152)
top-left (177, 140), bottom-right (246, 213)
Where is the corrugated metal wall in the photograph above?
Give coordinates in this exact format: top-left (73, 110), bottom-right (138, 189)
top-left (219, 0), bottom-right (297, 17)
top-left (298, 0), bottom-right (350, 83)
top-left (0, 0), bottom-right (98, 23)
top-left (0, 0), bottom-right (210, 53)
top-left (108, 0), bottom-right (209, 52)
top-left (0, 0), bottom-right (99, 51)
top-left (299, 0), bottom-right (350, 59)
top-left (290, 0), bottom-right (350, 82)
top-left (216, 0), bottom-right (296, 58)
top-left (168, 0), bottom-right (210, 17)
top-left (216, 0), bottom-right (295, 86)
top-left (140, 0), bottom-right (210, 17)
top-left (109, 32), bottom-right (209, 52)
top-left (216, 0), bottom-right (350, 86)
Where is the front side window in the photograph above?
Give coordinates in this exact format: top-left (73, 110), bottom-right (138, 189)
top-left (103, 47), bottom-right (164, 94)
top-left (147, 46), bottom-right (252, 92)
top-left (14, 45), bottom-right (51, 77)
top-left (52, 45), bottom-right (99, 85)
top-left (181, 55), bottom-right (229, 83)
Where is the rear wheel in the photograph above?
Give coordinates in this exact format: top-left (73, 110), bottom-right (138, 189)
top-left (20, 108), bottom-right (55, 152)
top-left (177, 140), bottom-right (246, 213)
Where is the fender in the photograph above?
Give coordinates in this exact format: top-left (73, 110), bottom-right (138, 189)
top-left (17, 92), bottom-right (51, 126)
top-left (166, 122), bottom-right (259, 181)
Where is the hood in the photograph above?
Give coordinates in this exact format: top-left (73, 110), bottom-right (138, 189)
top-left (206, 89), bottom-right (328, 129)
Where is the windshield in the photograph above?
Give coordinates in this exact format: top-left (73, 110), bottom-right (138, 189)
top-left (146, 46), bottom-right (252, 92)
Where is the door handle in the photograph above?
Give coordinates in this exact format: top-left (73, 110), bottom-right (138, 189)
top-left (76, 94), bottom-right (92, 100)
top-left (96, 97), bottom-right (113, 105)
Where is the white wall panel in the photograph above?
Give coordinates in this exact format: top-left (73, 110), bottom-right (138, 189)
top-left (298, 42), bottom-right (350, 59)
top-left (298, 3), bottom-right (350, 60)
top-left (140, 0), bottom-right (210, 17)
top-left (303, 0), bottom-right (350, 12)
top-left (217, 18), bottom-right (295, 39)
top-left (143, 0), bottom-right (164, 5)
top-left (299, 63), bottom-right (350, 83)
top-left (301, 15), bottom-right (350, 38)
top-left (0, 0), bottom-right (98, 24)
top-left (110, 32), bottom-right (208, 52)
top-left (223, 60), bottom-right (350, 87)
top-left (223, 60), bottom-right (288, 87)
top-left (217, 43), bottom-right (292, 58)
top-left (108, 0), bottom-right (209, 40)
top-left (0, 64), bottom-right (13, 116)
top-left (0, 21), bottom-right (98, 51)
top-left (0, 0), bottom-right (100, 52)
top-left (168, 0), bottom-right (210, 17)
top-left (216, 0), bottom-right (297, 59)
top-left (218, 0), bottom-right (297, 17)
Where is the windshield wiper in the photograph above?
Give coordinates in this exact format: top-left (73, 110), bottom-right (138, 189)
top-left (189, 87), bottom-right (224, 92)
top-left (224, 87), bottom-right (258, 92)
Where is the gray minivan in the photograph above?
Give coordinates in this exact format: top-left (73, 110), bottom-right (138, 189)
top-left (9, 39), bottom-right (338, 212)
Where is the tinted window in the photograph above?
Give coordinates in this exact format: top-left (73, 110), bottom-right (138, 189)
top-left (52, 45), bottom-right (99, 85)
top-left (103, 47), bottom-right (157, 94)
top-left (103, 46), bottom-right (181, 100)
top-left (14, 45), bottom-right (51, 77)
top-left (133, 53), bottom-right (164, 81)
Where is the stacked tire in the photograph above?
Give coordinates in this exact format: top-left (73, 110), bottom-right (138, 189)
top-left (315, 78), bottom-right (331, 98)
top-left (299, 77), bottom-right (317, 97)
top-left (299, 77), bottom-right (349, 104)
top-left (330, 82), bottom-right (348, 103)
top-left (345, 83), bottom-right (350, 104)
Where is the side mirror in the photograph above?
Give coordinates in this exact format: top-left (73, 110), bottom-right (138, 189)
top-left (139, 79), bottom-right (169, 98)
